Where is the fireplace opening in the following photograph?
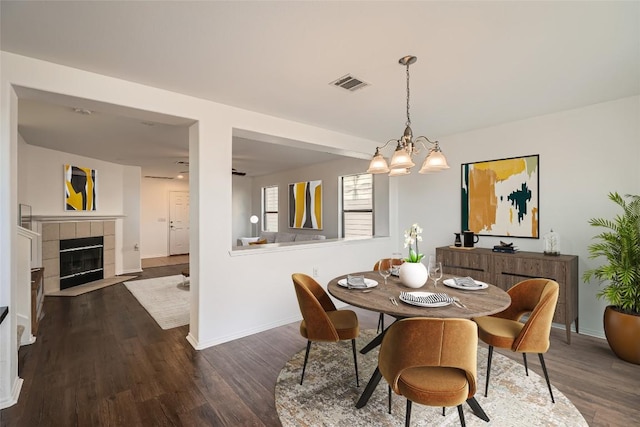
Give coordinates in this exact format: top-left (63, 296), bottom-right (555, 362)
top-left (60, 236), bottom-right (104, 289)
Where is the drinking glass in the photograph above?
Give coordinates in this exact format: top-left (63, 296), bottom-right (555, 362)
top-left (391, 252), bottom-right (403, 276)
top-left (428, 258), bottom-right (443, 288)
top-left (378, 258), bottom-right (392, 285)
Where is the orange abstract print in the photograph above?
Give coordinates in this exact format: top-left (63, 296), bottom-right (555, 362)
top-left (461, 155), bottom-right (538, 238)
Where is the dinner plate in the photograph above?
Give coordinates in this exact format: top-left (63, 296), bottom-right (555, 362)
top-left (337, 278), bottom-right (378, 289)
top-left (443, 278), bottom-right (489, 290)
top-left (398, 291), bottom-right (453, 307)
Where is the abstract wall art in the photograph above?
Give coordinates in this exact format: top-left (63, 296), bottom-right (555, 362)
top-left (289, 180), bottom-right (322, 230)
top-left (64, 164), bottom-right (97, 211)
top-left (461, 155), bottom-right (539, 238)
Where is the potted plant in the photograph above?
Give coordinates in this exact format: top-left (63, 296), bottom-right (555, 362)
top-left (583, 192), bottom-right (640, 364)
top-left (398, 223), bottom-right (428, 288)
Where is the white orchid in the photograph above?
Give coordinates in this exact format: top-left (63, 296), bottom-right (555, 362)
top-left (403, 223), bottom-right (424, 263)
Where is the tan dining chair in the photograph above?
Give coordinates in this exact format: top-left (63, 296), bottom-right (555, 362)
top-left (373, 258), bottom-right (404, 332)
top-left (379, 317), bottom-right (478, 427)
top-left (291, 273), bottom-right (360, 386)
top-left (473, 278), bottom-right (559, 403)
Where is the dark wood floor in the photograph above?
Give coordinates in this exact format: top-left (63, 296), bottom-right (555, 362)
top-left (1, 263), bottom-right (639, 426)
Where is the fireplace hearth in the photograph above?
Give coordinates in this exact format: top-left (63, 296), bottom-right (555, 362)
top-left (59, 236), bottom-right (104, 289)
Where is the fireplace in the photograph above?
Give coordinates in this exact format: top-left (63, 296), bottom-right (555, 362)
top-left (59, 236), bottom-right (104, 289)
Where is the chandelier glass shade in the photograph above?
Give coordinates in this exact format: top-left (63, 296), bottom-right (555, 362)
top-left (366, 55), bottom-right (449, 176)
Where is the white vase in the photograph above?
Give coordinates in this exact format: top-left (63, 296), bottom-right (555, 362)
top-left (399, 262), bottom-right (428, 288)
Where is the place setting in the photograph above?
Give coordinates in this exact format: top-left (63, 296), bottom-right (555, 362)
top-left (337, 274), bottom-right (378, 291)
top-left (442, 276), bottom-right (489, 291)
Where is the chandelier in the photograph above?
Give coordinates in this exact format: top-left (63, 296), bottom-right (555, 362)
top-left (367, 55), bottom-right (449, 176)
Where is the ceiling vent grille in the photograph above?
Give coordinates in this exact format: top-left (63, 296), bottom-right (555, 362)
top-left (144, 175), bottom-right (174, 180)
top-left (330, 74), bottom-right (369, 92)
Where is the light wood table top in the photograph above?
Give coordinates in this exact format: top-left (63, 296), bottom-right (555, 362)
top-left (328, 271), bottom-right (511, 319)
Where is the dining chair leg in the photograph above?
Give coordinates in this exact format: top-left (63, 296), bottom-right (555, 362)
top-left (538, 353), bottom-right (555, 403)
top-left (457, 404), bottom-right (466, 427)
top-left (351, 339), bottom-right (359, 387)
top-left (523, 353), bottom-right (529, 376)
top-left (485, 345), bottom-right (494, 397)
top-left (442, 407), bottom-right (445, 416)
top-left (405, 399), bottom-right (412, 427)
top-left (300, 340), bottom-right (312, 385)
top-left (388, 385), bottom-right (392, 414)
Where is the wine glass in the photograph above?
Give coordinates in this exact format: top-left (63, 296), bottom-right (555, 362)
top-left (428, 257), bottom-right (443, 288)
top-left (378, 258), bottom-right (392, 285)
top-left (391, 252), bottom-right (403, 277)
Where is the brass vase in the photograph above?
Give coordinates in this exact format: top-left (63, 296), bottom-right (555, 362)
top-left (603, 305), bottom-right (640, 365)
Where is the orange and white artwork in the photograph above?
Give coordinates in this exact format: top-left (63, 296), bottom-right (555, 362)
top-left (461, 155), bottom-right (538, 238)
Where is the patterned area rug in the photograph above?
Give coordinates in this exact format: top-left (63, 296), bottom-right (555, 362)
top-left (276, 329), bottom-right (587, 426)
top-left (124, 275), bottom-right (189, 329)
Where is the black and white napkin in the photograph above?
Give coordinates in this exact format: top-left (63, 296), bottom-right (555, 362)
top-left (400, 292), bottom-right (454, 305)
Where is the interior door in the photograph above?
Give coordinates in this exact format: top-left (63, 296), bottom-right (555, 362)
top-left (169, 191), bottom-right (190, 255)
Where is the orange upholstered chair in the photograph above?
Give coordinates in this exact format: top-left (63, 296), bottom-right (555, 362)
top-left (373, 258), bottom-right (404, 332)
top-left (378, 317), bottom-right (478, 427)
top-left (473, 279), bottom-right (559, 402)
top-left (292, 273), bottom-right (360, 386)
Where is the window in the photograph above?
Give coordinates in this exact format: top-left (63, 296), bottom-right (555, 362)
top-left (341, 173), bottom-right (373, 237)
top-left (262, 186), bottom-right (278, 232)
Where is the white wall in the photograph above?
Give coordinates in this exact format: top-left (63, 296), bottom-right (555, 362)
top-left (17, 140), bottom-right (142, 275)
top-left (397, 96), bottom-right (640, 337)
top-left (18, 141), bottom-right (125, 216)
top-left (140, 177), bottom-right (189, 258)
top-left (232, 174), bottom-right (254, 244)
top-left (121, 167), bottom-right (142, 273)
top-left (250, 157), bottom-right (376, 239)
top-left (2, 54), bottom-right (383, 360)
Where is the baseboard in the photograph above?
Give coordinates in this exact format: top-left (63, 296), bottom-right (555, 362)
top-left (574, 327), bottom-right (606, 340)
top-left (191, 314), bottom-right (302, 350)
top-left (121, 268), bottom-right (143, 275)
top-left (23, 334), bottom-right (36, 346)
top-left (0, 377), bottom-right (23, 410)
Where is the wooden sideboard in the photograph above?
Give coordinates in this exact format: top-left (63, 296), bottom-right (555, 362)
top-left (436, 246), bottom-right (578, 344)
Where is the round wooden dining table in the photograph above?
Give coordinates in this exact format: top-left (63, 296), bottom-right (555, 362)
top-left (327, 271), bottom-right (511, 420)
top-left (328, 271), bottom-right (510, 321)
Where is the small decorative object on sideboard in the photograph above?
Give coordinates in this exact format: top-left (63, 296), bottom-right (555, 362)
top-left (493, 241), bottom-right (518, 254)
top-left (543, 229), bottom-right (560, 256)
top-left (453, 233), bottom-right (462, 247)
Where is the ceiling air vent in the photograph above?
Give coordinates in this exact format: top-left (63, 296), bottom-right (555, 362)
top-left (330, 74), bottom-right (369, 92)
top-left (144, 175), bottom-right (174, 180)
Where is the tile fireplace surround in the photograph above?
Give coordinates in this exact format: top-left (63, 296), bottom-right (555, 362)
top-left (41, 220), bottom-right (116, 294)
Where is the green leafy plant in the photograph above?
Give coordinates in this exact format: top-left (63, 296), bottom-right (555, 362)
top-left (583, 192), bottom-right (640, 315)
top-left (403, 223), bottom-right (424, 263)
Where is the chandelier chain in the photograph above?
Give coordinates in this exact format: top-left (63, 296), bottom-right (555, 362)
top-left (405, 63), bottom-right (411, 127)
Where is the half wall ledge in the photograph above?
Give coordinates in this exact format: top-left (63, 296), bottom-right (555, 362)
top-left (32, 214), bottom-right (126, 221)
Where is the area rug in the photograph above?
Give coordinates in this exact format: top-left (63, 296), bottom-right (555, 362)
top-left (124, 275), bottom-right (189, 329)
top-left (47, 275), bottom-right (137, 297)
top-left (276, 329), bottom-right (587, 426)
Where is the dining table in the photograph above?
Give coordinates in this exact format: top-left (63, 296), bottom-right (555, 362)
top-left (327, 270), bottom-right (511, 421)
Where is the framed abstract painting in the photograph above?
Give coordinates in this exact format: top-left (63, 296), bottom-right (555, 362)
top-left (289, 180), bottom-right (322, 230)
top-left (461, 155), bottom-right (539, 238)
top-left (64, 164), bottom-right (97, 211)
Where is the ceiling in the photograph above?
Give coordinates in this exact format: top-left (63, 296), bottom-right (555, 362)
top-left (2, 1), bottom-right (638, 178)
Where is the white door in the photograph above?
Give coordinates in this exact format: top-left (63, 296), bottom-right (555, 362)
top-left (169, 191), bottom-right (190, 255)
